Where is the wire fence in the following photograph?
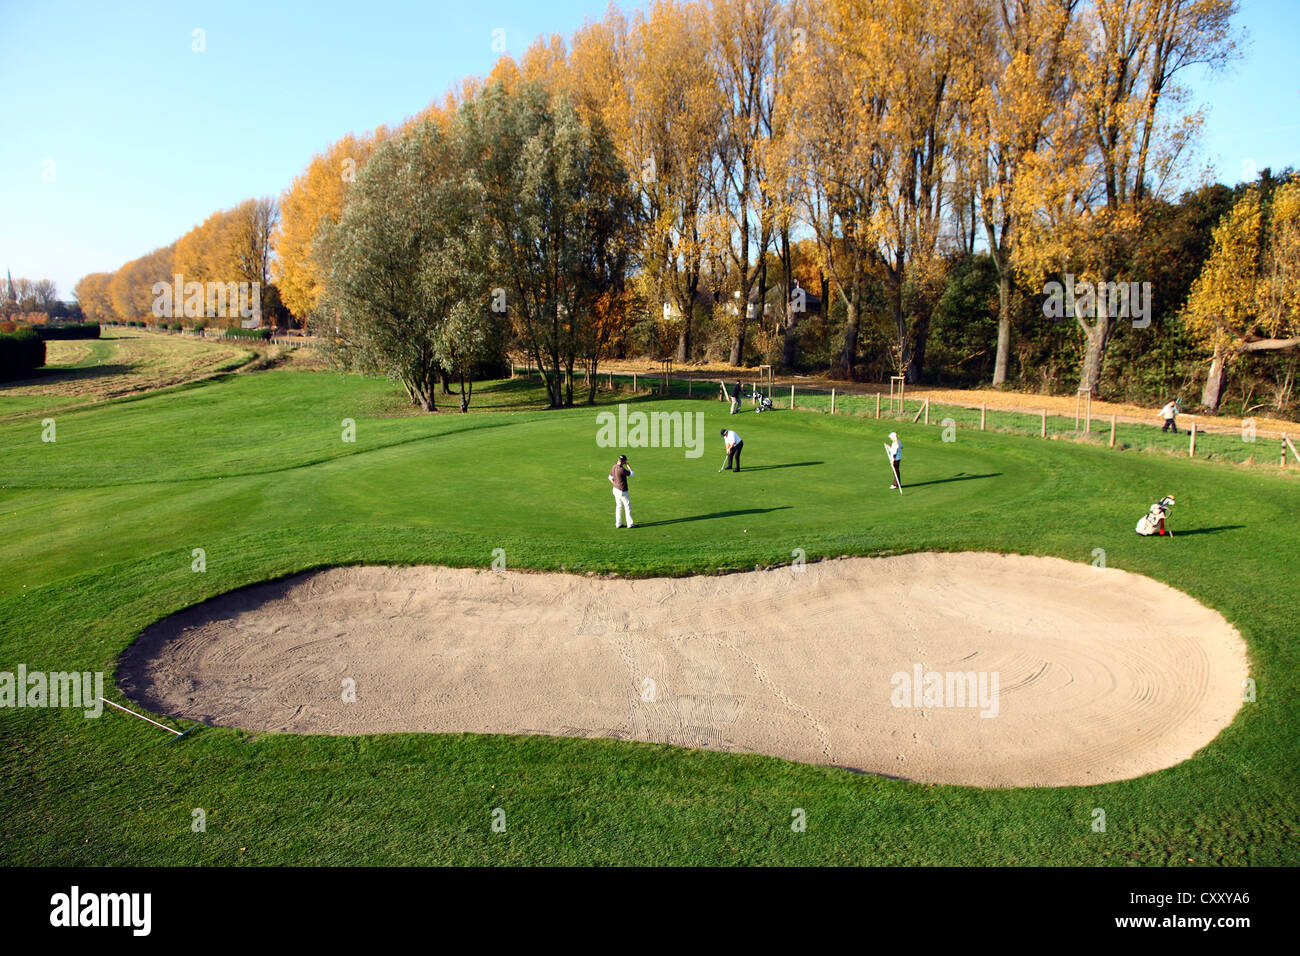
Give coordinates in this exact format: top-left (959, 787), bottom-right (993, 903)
top-left (508, 361), bottom-right (1300, 471)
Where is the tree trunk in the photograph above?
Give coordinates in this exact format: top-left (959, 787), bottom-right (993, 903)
top-left (1078, 316), bottom-right (1113, 396)
top-left (836, 292), bottom-right (859, 379)
top-left (890, 278), bottom-right (907, 377)
top-left (415, 367), bottom-right (437, 412)
top-left (458, 370), bottom-right (471, 412)
top-left (992, 272), bottom-right (1011, 386)
top-left (782, 305), bottom-right (798, 369)
top-left (728, 299), bottom-right (748, 367)
top-left (1201, 346), bottom-right (1229, 412)
top-left (675, 295), bottom-right (692, 364)
top-left (906, 306), bottom-right (930, 385)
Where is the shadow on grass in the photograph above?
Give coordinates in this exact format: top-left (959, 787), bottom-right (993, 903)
top-left (638, 506), bottom-right (792, 527)
top-left (17, 363), bottom-right (135, 386)
top-left (902, 472), bottom-right (1002, 488)
top-left (738, 461), bottom-right (823, 472)
top-left (1166, 525), bottom-right (1245, 537)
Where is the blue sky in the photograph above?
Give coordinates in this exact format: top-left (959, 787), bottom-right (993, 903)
top-left (1, 0), bottom-right (1297, 299)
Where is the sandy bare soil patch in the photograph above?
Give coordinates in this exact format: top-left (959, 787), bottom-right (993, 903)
top-left (119, 552), bottom-right (1249, 787)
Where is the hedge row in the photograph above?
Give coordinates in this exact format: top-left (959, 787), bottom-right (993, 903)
top-left (0, 328), bottom-right (46, 381)
top-left (222, 328), bottom-right (271, 340)
top-left (35, 323), bottom-right (100, 340)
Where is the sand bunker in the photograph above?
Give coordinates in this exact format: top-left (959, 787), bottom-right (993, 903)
top-left (118, 552), bottom-right (1249, 787)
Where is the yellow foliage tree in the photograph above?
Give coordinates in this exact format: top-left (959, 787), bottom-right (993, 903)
top-left (273, 131), bottom-right (386, 322)
top-left (1186, 180), bottom-right (1300, 410)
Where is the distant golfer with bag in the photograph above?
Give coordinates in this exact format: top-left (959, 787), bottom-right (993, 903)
top-left (1159, 399), bottom-right (1180, 434)
top-left (609, 454), bottom-right (635, 529)
top-left (719, 428), bottom-right (743, 472)
top-left (884, 431), bottom-right (903, 492)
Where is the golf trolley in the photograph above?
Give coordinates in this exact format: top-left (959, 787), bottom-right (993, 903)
top-left (752, 384), bottom-right (773, 413)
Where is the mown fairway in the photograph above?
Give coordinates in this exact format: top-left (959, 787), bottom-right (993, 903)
top-left (1, 368), bottom-right (1297, 865)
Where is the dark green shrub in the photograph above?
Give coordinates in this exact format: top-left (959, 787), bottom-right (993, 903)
top-left (222, 327), bottom-right (271, 340)
top-left (0, 328), bottom-right (46, 380)
top-left (35, 323), bottom-right (101, 341)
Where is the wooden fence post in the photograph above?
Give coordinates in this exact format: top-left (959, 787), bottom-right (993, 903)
top-left (1041, 409), bottom-right (1047, 438)
top-left (831, 389), bottom-right (836, 415)
top-left (924, 397), bottom-right (930, 425)
top-left (876, 393), bottom-right (881, 419)
top-left (1109, 414), bottom-right (1117, 448)
top-left (980, 404), bottom-right (986, 430)
top-left (790, 384), bottom-right (795, 409)
top-left (633, 372), bottom-right (637, 391)
top-left (1189, 417), bottom-right (1197, 458)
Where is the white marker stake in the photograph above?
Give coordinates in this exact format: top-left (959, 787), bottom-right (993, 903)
top-left (100, 697), bottom-right (184, 737)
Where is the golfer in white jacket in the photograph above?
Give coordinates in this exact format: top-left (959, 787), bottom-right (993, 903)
top-left (884, 432), bottom-right (902, 489)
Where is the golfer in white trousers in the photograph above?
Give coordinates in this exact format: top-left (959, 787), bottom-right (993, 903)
top-left (609, 454), bottom-right (635, 528)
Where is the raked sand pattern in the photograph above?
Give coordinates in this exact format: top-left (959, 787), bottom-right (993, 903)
top-left (118, 552), bottom-right (1249, 787)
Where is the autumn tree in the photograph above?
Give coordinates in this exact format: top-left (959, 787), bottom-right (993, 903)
top-left (1017, 0), bottom-right (1240, 396)
top-left (274, 131), bottom-right (386, 323)
top-left (74, 273), bottom-right (114, 323)
top-left (787, 0), bottom-right (881, 377)
top-left (575, 1), bottom-right (721, 364)
top-left (967, 0), bottom-right (1077, 386)
top-left (1185, 177), bottom-right (1300, 411)
top-left (706, 0), bottom-right (787, 366)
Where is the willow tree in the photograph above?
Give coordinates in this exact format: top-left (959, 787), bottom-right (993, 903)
top-left (459, 81), bottom-right (635, 408)
top-left (315, 119), bottom-right (492, 412)
top-left (1186, 178), bottom-right (1300, 411)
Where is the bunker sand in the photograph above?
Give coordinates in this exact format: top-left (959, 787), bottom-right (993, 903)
top-left (119, 552), bottom-right (1249, 787)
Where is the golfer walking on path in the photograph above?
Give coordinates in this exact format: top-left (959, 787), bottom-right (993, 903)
top-left (719, 428), bottom-right (744, 472)
top-left (609, 454), bottom-right (635, 528)
top-left (1159, 399), bottom-right (1180, 434)
top-left (884, 431), bottom-right (902, 489)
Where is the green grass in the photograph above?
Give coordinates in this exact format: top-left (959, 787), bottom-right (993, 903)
top-left (1, 369), bottom-right (1297, 865)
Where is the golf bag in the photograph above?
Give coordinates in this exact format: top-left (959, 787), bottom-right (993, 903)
top-left (752, 387), bottom-right (773, 413)
top-left (1135, 495), bottom-right (1175, 536)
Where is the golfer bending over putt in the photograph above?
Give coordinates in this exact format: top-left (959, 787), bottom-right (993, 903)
top-left (884, 431), bottom-right (902, 489)
top-left (609, 454), bottom-right (635, 528)
top-left (719, 428), bottom-right (743, 472)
